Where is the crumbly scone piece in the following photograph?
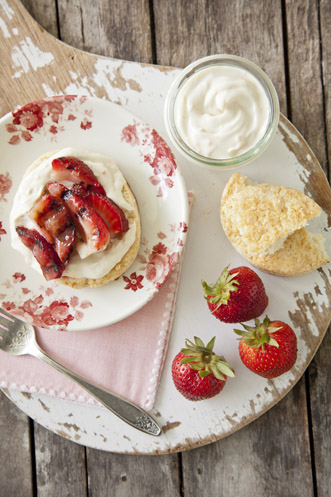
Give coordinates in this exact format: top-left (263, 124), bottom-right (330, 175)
top-left (220, 173), bottom-right (328, 276)
top-left (59, 182), bottom-right (140, 289)
top-left (220, 172), bottom-right (254, 205)
top-left (246, 228), bottom-right (328, 276)
top-left (221, 173), bottom-right (321, 256)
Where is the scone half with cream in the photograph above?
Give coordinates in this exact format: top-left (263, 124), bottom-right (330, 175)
top-left (220, 173), bottom-right (328, 276)
top-left (10, 148), bottom-right (141, 288)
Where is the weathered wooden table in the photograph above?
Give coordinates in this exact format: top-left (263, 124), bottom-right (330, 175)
top-left (1, 1), bottom-right (330, 496)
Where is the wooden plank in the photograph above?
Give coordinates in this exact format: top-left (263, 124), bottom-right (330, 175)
top-left (57, 0), bottom-right (153, 63)
top-left (320, 0), bottom-right (331, 178)
top-left (86, 449), bottom-right (181, 497)
top-left (307, 1), bottom-right (331, 495)
top-left (20, 0), bottom-right (58, 38)
top-left (181, 380), bottom-right (314, 497)
top-left (285, 0), bottom-right (327, 172)
top-left (308, 327), bottom-right (331, 497)
top-left (285, 2), bottom-right (330, 496)
top-left (153, 0), bottom-right (287, 114)
top-left (33, 422), bottom-right (87, 497)
top-left (0, 391), bottom-right (34, 497)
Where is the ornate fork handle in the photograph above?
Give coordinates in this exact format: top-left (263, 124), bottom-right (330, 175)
top-left (30, 342), bottom-right (161, 436)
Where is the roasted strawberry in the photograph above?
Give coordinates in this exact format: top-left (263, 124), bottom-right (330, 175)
top-left (51, 156), bottom-right (106, 196)
top-left (202, 266), bottom-right (268, 323)
top-left (47, 182), bottom-right (110, 255)
top-left (71, 182), bottom-right (88, 197)
top-left (235, 316), bottom-right (297, 378)
top-left (30, 194), bottom-right (76, 265)
top-left (171, 336), bottom-right (235, 401)
top-left (85, 192), bottom-right (129, 236)
top-left (16, 226), bottom-right (64, 280)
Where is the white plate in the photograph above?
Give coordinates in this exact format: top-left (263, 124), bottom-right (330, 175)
top-left (0, 96), bottom-right (188, 331)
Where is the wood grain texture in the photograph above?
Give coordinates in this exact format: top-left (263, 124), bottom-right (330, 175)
top-left (285, 0), bottom-right (327, 171)
top-left (309, 3), bottom-right (331, 495)
top-left (181, 381), bottom-right (314, 497)
top-left (0, 392), bottom-right (34, 497)
top-left (86, 450), bottom-right (181, 496)
top-left (153, 0), bottom-right (287, 113)
top-left (34, 423), bottom-right (87, 497)
top-left (57, 0), bottom-right (153, 62)
top-left (19, 0), bottom-right (58, 38)
top-left (320, 0), bottom-right (331, 178)
top-left (285, 2), bottom-right (331, 496)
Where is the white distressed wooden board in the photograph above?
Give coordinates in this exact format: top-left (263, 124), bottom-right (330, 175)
top-left (2, 55), bottom-right (330, 454)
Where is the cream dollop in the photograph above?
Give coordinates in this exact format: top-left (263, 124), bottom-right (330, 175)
top-left (174, 65), bottom-right (270, 159)
top-left (10, 148), bottom-right (137, 279)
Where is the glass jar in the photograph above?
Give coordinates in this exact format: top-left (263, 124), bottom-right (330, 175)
top-left (164, 54), bottom-right (280, 170)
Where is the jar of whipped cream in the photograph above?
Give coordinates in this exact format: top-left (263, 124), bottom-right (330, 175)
top-left (164, 54), bottom-right (279, 170)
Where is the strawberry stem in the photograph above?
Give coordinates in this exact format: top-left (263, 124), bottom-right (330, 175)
top-left (234, 316), bottom-right (281, 349)
top-left (180, 336), bottom-right (235, 380)
top-left (202, 267), bottom-right (239, 309)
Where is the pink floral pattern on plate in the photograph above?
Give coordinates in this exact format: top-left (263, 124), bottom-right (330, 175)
top-left (0, 172), bottom-right (12, 202)
top-left (6, 95), bottom-right (93, 145)
top-left (126, 220), bottom-right (188, 291)
top-left (0, 95), bottom-right (188, 330)
top-left (1, 273), bottom-right (92, 331)
top-left (121, 121), bottom-right (177, 197)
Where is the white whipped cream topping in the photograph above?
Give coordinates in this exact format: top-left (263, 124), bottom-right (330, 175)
top-left (10, 148), bottom-right (137, 279)
top-left (174, 65), bottom-right (270, 159)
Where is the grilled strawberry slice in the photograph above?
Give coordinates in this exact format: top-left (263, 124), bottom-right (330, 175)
top-left (51, 156), bottom-right (106, 196)
top-left (47, 182), bottom-right (110, 256)
top-left (30, 194), bottom-right (76, 265)
top-left (85, 192), bottom-right (129, 237)
top-left (16, 226), bottom-right (64, 280)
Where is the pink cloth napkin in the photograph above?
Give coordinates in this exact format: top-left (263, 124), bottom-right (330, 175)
top-left (0, 259), bottom-right (182, 411)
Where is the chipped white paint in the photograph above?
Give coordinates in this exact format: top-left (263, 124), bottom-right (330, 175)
top-left (279, 119), bottom-right (300, 143)
top-left (12, 27), bottom-right (17, 35)
top-left (0, 16), bottom-right (10, 38)
top-left (64, 80), bottom-right (96, 97)
top-left (11, 37), bottom-right (54, 77)
top-left (0, 0), bottom-right (14, 19)
top-left (41, 82), bottom-right (55, 96)
top-left (1, 43), bottom-right (329, 453)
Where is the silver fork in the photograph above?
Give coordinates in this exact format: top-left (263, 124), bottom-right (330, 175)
top-left (0, 307), bottom-right (162, 436)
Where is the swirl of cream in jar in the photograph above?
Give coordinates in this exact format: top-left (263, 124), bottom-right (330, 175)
top-left (173, 65), bottom-right (271, 159)
top-left (10, 148), bottom-right (137, 279)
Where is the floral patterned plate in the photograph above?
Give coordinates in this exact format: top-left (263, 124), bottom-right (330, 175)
top-left (0, 95), bottom-right (188, 331)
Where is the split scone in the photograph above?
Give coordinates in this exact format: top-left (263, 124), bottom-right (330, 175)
top-left (220, 173), bottom-right (328, 276)
top-left (10, 148), bottom-right (140, 288)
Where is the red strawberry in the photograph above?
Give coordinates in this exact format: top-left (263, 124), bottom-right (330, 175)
top-left (235, 316), bottom-right (297, 378)
top-left (30, 194), bottom-right (76, 265)
top-left (85, 191), bottom-right (129, 237)
top-left (202, 266), bottom-right (268, 323)
top-left (51, 156), bottom-right (106, 196)
top-left (16, 226), bottom-right (64, 280)
top-left (47, 182), bottom-right (110, 255)
top-left (171, 336), bottom-right (235, 401)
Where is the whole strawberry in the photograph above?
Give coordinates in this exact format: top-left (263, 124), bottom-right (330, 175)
top-left (171, 336), bottom-right (235, 401)
top-left (202, 266), bottom-right (268, 323)
top-left (235, 316), bottom-right (297, 378)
